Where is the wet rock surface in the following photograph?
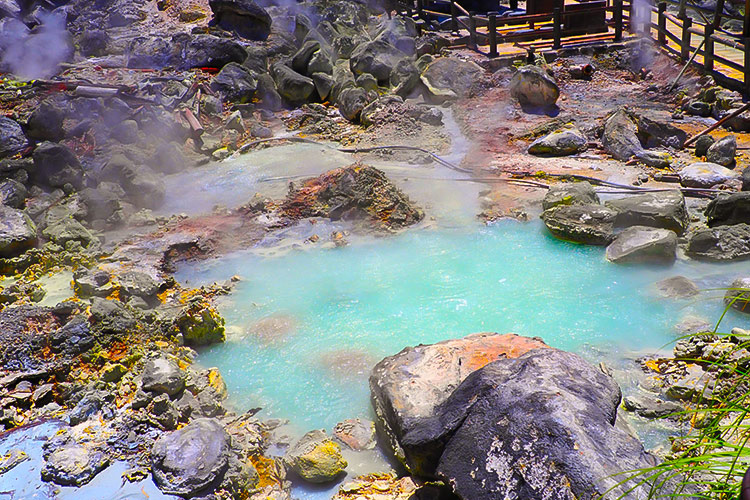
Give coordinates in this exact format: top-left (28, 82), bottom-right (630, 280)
top-left (285, 429), bottom-right (348, 483)
top-left (687, 223), bottom-right (750, 261)
top-left (606, 226), bottom-right (677, 264)
top-left (605, 191), bottom-right (688, 234)
top-left (540, 204), bottom-right (617, 245)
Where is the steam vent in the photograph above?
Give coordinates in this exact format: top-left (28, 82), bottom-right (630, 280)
top-left (2, 0), bottom-right (750, 498)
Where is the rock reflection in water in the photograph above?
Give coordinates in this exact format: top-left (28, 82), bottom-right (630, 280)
top-left (319, 349), bottom-right (377, 380)
top-left (245, 313), bottom-right (299, 345)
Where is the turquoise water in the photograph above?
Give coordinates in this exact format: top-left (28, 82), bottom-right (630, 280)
top-left (179, 219), bottom-right (750, 432)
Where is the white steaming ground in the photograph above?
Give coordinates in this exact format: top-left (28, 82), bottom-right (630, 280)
top-left (0, 11), bottom-right (72, 80)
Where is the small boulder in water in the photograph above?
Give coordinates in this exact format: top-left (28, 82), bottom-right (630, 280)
top-left (333, 419), bottom-right (376, 451)
top-left (605, 226), bottom-right (677, 264)
top-left (687, 223), bottom-right (750, 261)
top-left (285, 430), bottom-right (348, 483)
top-left (540, 204), bottom-right (617, 245)
top-left (509, 65), bottom-right (559, 108)
top-left (542, 181), bottom-right (599, 210)
top-left (528, 125), bottom-right (587, 156)
top-left (724, 277), bottom-right (750, 313)
top-left (654, 276), bottom-right (700, 299)
top-left (605, 191), bottom-right (688, 235)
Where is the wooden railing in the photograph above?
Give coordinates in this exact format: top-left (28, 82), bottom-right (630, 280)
top-left (646, 0), bottom-right (750, 95)
top-left (397, 0), bottom-right (629, 55)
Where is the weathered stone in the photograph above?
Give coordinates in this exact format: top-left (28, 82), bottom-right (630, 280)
top-left (370, 332), bottom-right (547, 472)
top-left (285, 430), bottom-right (347, 483)
top-left (208, 0), bottom-right (271, 40)
top-left (390, 59), bottom-right (420, 97)
top-left (0, 179), bottom-right (26, 209)
top-left (540, 204), bottom-right (617, 245)
top-left (687, 223), bottom-right (750, 261)
top-left (210, 62), bottom-right (257, 103)
top-left (605, 191), bottom-right (688, 234)
top-left (528, 125), bottom-right (587, 156)
top-left (338, 87), bottom-right (369, 122)
top-left (180, 34), bottom-right (248, 70)
top-left (665, 364), bottom-right (715, 402)
top-left (542, 181), bottom-right (599, 210)
top-left (272, 63), bottom-right (315, 104)
top-left (141, 358), bottom-right (186, 396)
top-left (742, 166), bottom-right (750, 191)
top-left (509, 65), bottom-right (559, 108)
top-left (42, 217), bottom-right (94, 246)
top-left (118, 271), bottom-right (159, 299)
top-left (724, 277), bottom-right (750, 313)
top-left (694, 135), bottom-right (715, 157)
top-left (420, 57), bottom-right (483, 99)
top-left (602, 109), bottom-right (642, 161)
top-left (0, 117), bottom-right (28, 159)
top-left (623, 394), bottom-right (683, 418)
top-left (654, 276), bottom-right (700, 299)
top-left (152, 418), bottom-right (230, 496)
top-left (42, 444), bottom-right (109, 486)
top-left (361, 96), bottom-right (404, 128)
top-left (706, 192), bottom-right (750, 226)
top-left (27, 100), bottom-right (65, 141)
top-left (705, 134), bottom-right (736, 167)
top-left (0, 205), bottom-right (36, 257)
top-left (679, 162), bottom-right (740, 188)
top-left (605, 226), bottom-right (677, 264)
top-left (333, 419), bottom-right (376, 451)
top-left (292, 40), bottom-right (320, 75)
top-left (633, 112), bottom-right (688, 149)
top-left (398, 349), bottom-right (657, 498)
top-left (350, 38), bottom-right (405, 83)
top-left (175, 301), bottom-right (226, 346)
top-left (32, 142), bottom-right (84, 189)
top-left (312, 72), bottom-right (334, 101)
top-left (355, 72), bottom-right (378, 92)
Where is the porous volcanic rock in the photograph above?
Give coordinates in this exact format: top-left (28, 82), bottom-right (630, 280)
top-left (705, 192), bottom-right (750, 226)
top-left (687, 223), bottom-right (750, 261)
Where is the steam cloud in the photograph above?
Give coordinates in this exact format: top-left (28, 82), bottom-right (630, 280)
top-left (0, 11), bottom-right (72, 80)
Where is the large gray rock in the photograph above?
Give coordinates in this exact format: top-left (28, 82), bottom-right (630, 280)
top-left (337, 87), bottom-right (369, 122)
top-left (602, 109), bottom-right (642, 161)
top-left (542, 181), bottom-right (599, 210)
top-left (208, 0), bottom-right (271, 40)
top-left (370, 333), bottom-right (548, 473)
top-left (724, 277), bottom-right (750, 313)
top-left (528, 125), bottom-right (587, 156)
top-left (680, 162), bottom-right (740, 188)
top-left (152, 418), bottom-right (230, 497)
top-left (420, 57), bottom-right (483, 99)
top-left (350, 38), bottom-right (406, 83)
top-left (605, 191), bottom-right (688, 234)
top-left (390, 59), bottom-right (420, 97)
top-left (27, 100), bottom-right (65, 141)
top-left (397, 349), bottom-right (657, 498)
top-left (705, 134), bottom-right (736, 167)
top-left (210, 62), bottom-right (257, 103)
top-left (694, 135), bottom-right (715, 157)
top-left (285, 430), bottom-right (347, 483)
top-left (272, 63), bottom-right (315, 104)
top-left (0, 179), bottom-right (26, 209)
top-left (0, 205), bottom-right (36, 257)
top-left (179, 34), bottom-right (248, 70)
top-left (42, 444), bottom-right (109, 487)
top-left (605, 226), bottom-right (677, 264)
top-left (100, 155), bottom-right (165, 210)
top-left (141, 358), bottom-right (186, 396)
top-left (509, 65), bottom-right (559, 107)
top-left (0, 117), bottom-right (28, 159)
top-left (32, 142), bottom-right (84, 189)
top-left (292, 40), bottom-right (320, 75)
top-left (687, 223), bottom-right (750, 261)
top-left (633, 112), bottom-right (688, 149)
top-left (540, 204), bottom-right (617, 245)
top-left (705, 192), bottom-right (750, 226)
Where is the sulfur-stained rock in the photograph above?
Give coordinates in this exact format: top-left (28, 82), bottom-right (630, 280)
top-left (605, 191), bottom-right (688, 234)
top-left (679, 162), bottom-right (740, 188)
top-left (542, 181), bottom-right (599, 210)
top-left (285, 430), bottom-right (347, 483)
top-left (540, 204), bottom-right (617, 245)
top-left (42, 444), bottom-right (109, 487)
top-left (509, 65), bottom-right (559, 107)
top-left (141, 357), bottom-right (186, 396)
top-left (528, 125), bottom-right (587, 156)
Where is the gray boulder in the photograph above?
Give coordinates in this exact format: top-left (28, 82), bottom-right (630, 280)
top-left (256, 73), bottom-right (283, 111)
top-left (542, 181), bottom-right (599, 210)
top-left (633, 112), bottom-right (688, 149)
top-left (151, 418), bottom-right (230, 497)
top-left (338, 87), bottom-right (369, 122)
top-left (32, 142), bottom-right (84, 189)
top-left (742, 166), bottom-right (750, 191)
top-left (724, 277), bottom-right (750, 313)
top-left (602, 109), bottom-right (642, 161)
top-left (654, 276), bottom-right (700, 299)
top-left (210, 63), bottom-right (257, 103)
top-left (308, 48), bottom-right (333, 75)
top-left (355, 73), bottom-right (378, 92)
top-left (705, 135), bottom-right (736, 167)
top-left (540, 204), bottom-right (617, 245)
top-left (101, 155), bottom-right (165, 210)
top-left (0, 205), bottom-right (36, 257)
top-left (27, 100), bottom-right (65, 141)
top-left (0, 117), bottom-right (28, 159)
top-left (687, 223), bottom-right (750, 261)
top-left (680, 162), bottom-right (740, 188)
top-left (509, 65), bottom-right (559, 108)
top-left (605, 191), bottom-right (688, 234)
top-left (390, 59), bottom-right (420, 97)
top-left (42, 218), bottom-right (95, 247)
top-left (694, 135), bottom-right (715, 157)
top-left (141, 358), bottom-right (186, 396)
top-left (398, 349), bottom-right (657, 498)
top-left (0, 179), bottom-right (27, 208)
top-left (118, 271), bottom-right (159, 299)
top-left (292, 40), bottom-right (320, 75)
top-left (272, 63), bottom-right (315, 104)
top-left (705, 192), bottom-right (750, 226)
top-left (208, 0), bottom-right (271, 40)
top-left (528, 125), bottom-right (587, 156)
top-left (605, 226), bottom-right (677, 264)
top-left (180, 34), bottom-right (248, 70)
top-left (421, 57), bottom-right (483, 99)
top-left (350, 38), bottom-right (405, 82)
top-left (42, 444), bottom-right (109, 487)
top-left (312, 72), bottom-right (334, 101)
top-left (623, 394), bottom-right (683, 419)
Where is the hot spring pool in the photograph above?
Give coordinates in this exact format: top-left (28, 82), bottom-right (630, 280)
top-left (176, 219), bottom-right (750, 432)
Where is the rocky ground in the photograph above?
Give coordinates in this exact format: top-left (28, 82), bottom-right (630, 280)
top-left (0, 0), bottom-right (750, 498)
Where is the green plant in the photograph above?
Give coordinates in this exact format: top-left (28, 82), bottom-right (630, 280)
top-left (611, 287), bottom-right (750, 499)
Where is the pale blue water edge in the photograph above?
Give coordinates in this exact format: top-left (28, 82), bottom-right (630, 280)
top-left (177, 219), bottom-right (750, 432)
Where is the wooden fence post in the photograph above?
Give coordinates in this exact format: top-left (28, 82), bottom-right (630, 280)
top-left (469, 12), bottom-right (477, 50)
top-left (614, 0), bottom-right (623, 41)
top-left (627, 0), bottom-right (636, 34)
top-left (713, 0), bottom-right (724, 29)
top-left (488, 13), bottom-right (498, 57)
top-left (658, 2), bottom-right (667, 45)
top-left (553, 7), bottom-right (562, 49)
top-left (510, 0), bottom-right (518, 9)
top-left (680, 17), bottom-right (692, 61)
top-left (450, 0), bottom-right (458, 32)
top-left (416, 0), bottom-right (423, 19)
top-left (704, 24), bottom-right (714, 73)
